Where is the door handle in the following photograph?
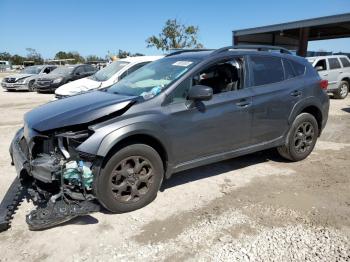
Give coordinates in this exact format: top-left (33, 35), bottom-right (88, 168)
top-left (235, 99), bottom-right (251, 108)
top-left (290, 90), bottom-right (302, 97)
top-left (322, 74), bottom-right (328, 76)
top-left (339, 71), bottom-right (343, 74)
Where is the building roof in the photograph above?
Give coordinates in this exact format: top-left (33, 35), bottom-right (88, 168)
top-left (233, 13), bottom-right (350, 41)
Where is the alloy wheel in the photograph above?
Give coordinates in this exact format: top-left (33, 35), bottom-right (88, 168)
top-left (293, 121), bottom-right (315, 154)
top-left (340, 83), bottom-right (348, 98)
top-left (110, 156), bottom-right (154, 203)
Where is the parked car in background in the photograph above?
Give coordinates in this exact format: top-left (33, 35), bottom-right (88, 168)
top-left (1, 65), bottom-right (57, 91)
top-left (0, 61), bottom-right (12, 72)
top-left (54, 56), bottom-right (163, 99)
top-left (35, 64), bottom-right (97, 93)
top-left (307, 55), bottom-right (350, 99)
top-left (7, 46), bottom-right (329, 229)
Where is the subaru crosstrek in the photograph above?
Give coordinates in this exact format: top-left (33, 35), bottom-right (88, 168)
top-left (0, 45), bottom-right (329, 231)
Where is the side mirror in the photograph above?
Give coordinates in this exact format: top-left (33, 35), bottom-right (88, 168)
top-left (188, 85), bottom-right (213, 101)
top-left (315, 66), bottom-right (324, 71)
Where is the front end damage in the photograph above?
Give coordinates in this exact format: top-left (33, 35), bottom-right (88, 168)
top-left (1, 127), bottom-right (102, 231)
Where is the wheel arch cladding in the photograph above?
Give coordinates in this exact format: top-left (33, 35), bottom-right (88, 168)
top-left (300, 105), bottom-right (322, 134)
top-left (341, 77), bottom-right (350, 88)
top-left (101, 134), bottom-right (169, 174)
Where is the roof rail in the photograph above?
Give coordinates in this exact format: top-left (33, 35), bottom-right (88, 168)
top-left (212, 45), bottom-right (293, 55)
top-left (166, 48), bottom-right (213, 57)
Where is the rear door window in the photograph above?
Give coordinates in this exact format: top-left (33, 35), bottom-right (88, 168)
top-left (250, 56), bottom-right (284, 86)
top-left (340, 57), bottom-right (350, 67)
top-left (84, 65), bottom-right (95, 73)
top-left (328, 58), bottom-right (341, 69)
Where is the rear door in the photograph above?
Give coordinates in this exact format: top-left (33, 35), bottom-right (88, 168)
top-left (249, 55), bottom-right (305, 144)
top-left (327, 57), bottom-right (342, 89)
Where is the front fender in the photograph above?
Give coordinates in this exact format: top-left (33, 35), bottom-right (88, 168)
top-left (96, 122), bottom-right (171, 158)
top-left (77, 121), bottom-right (172, 161)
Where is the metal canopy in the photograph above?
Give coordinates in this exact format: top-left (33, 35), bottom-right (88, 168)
top-left (232, 13), bottom-right (350, 57)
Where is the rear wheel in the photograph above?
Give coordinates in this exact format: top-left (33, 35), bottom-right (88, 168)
top-left (333, 81), bottom-right (349, 99)
top-left (95, 144), bottom-right (164, 213)
top-left (277, 113), bottom-right (319, 161)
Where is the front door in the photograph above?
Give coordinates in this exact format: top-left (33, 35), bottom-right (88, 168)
top-left (163, 57), bottom-right (253, 165)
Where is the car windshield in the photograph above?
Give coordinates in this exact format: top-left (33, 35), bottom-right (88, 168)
top-left (51, 66), bottom-right (75, 75)
top-left (107, 57), bottom-right (199, 99)
top-left (21, 66), bottom-right (43, 74)
top-left (91, 60), bottom-right (130, 82)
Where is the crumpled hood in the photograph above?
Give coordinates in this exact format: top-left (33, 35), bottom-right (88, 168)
top-left (6, 73), bottom-right (34, 81)
top-left (24, 91), bottom-right (137, 132)
top-left (55, 77), bottom-right (101, 96)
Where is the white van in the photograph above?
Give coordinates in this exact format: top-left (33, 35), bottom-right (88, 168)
top-left (0, 61), bottom-right (12, 72)
top-left (55, 56), bottom-right (163, 99)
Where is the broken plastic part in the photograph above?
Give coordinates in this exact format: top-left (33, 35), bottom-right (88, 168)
top-left (63, 161), bottom-right (93, 190)
top-left (0, 177), bottom-right (26, 232)
top-left (26, 199), bottom-right (100, 231)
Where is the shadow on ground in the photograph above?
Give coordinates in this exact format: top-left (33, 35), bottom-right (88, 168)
top-left (161, 149), bottom-right (287, 191)
top-left (342, 107), bottom-right (350, 113)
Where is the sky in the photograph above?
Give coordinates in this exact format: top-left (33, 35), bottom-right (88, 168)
top-left (1, 0), bottom-right (350, 59)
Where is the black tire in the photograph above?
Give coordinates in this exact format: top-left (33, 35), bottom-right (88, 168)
top-left (28, 81), bottom-right (35, 92)
top-left (95, 144), bottom-right (164, 213)
top-left (277, 113), bottom-right (319, 162)
top-left (333, 81), bottom-right (349, 99)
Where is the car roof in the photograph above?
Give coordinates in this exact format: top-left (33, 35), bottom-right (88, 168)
top-left (119, 55), bottom-right (164, 63)
top-left (166, 49), bottom-right (302, 63)
top-left (307, 55), bottom-right (349, 60)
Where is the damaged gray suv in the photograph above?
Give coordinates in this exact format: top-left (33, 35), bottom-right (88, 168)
top-left (0, 45), bottom-right (329, 231)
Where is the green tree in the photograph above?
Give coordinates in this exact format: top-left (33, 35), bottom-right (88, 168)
top-left (146, 19), bottom-right (203, 51)
top-left (11, 54), bottom-right (26, 65)
top-left (0, 52), bottom-right (11, 61)
top-left (86, 55), bottom-right (103, 62)
top-left (26, 48), bottom-right (43, 64)
top-left (54, 51), bottom-right (85, 63)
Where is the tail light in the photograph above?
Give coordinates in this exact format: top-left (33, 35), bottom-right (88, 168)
top-left (320, 79), bottom-right (328, 90)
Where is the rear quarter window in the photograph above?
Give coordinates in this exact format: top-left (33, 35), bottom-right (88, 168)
top-left (283, 59), bottom-right (296, 79)
top-left (290, 60), bottom-right (306, 76)
top-left (340, 57), bottom-right (350, 67)
top-left (250, 56), bottom-right (284, 86)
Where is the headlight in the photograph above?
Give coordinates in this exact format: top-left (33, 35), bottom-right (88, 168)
top-left (53, 77), bottom-right (63, 84)
top-left (16, 78), bottom-right (26, 84)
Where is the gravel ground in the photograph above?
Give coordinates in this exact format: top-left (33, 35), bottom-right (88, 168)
top-left (0, 86), bottom-right (349, 262)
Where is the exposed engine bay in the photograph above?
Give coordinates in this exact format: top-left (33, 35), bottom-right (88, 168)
top-left (0, 128), bottom-right (102, 231)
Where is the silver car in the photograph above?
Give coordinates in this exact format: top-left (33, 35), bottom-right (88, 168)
top-left (307, 55), bottom-right (350, 99)
top-left (1, 65), bottom-right (57, 91)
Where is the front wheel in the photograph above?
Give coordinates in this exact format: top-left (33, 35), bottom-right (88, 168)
top-left (95, 144), bottom-right (164, 213)
top-left (277, 113), bottom-right (319, 162)
top-left (28, 81), bottom-right (35, 92)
